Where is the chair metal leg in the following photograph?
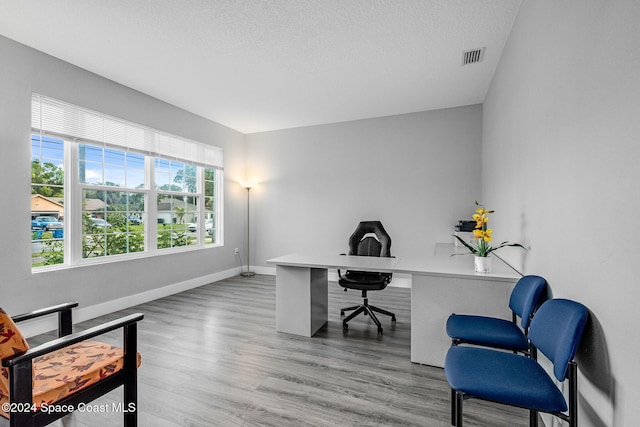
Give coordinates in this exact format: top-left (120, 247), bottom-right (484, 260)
top-left (568, 362), bottom-right (578, 427)
top-left (529, 410), bottom-right (538, 427)
top-left (340, 304), bottom-right (361, 316)
top-left (369, 305), bottom-right (396, 321)
top-left (450, 389), bottom-right (457, 426)
top-left (342, 295), bottom-right (395, 334)
top-left (363, 305), bottom-right (383, 334)
top-left (342, 305), bottom-right (365, 326)
top-left (455, 391), bottom-right (464, 427)
top-left (530, 344), bottom-right (538, 360)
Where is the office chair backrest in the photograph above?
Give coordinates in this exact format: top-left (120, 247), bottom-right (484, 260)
top-left (357, 234), bottom-right (382, 257)
top-left (528, 299), bottom-right (588, 381)
top-left (348, 221), bottom-right (391, 257)
top-left (508, 275), bottom-right (548, 328)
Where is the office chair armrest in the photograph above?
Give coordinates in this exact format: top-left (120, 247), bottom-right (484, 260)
top-left (2, 313), bottom-right (144, 367)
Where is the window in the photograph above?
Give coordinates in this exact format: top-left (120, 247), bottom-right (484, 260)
top-left (79, 144), bottom-right (147, 259)
top-left (31, 135), bottom-right (65, 267)
top-left (30, 94), bottom-right (224, 270)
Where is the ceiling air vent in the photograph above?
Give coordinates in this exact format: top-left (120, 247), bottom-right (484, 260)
top-left (462, 47), bottom-right (485, 65)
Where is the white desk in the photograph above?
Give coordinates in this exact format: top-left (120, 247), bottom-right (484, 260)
top-left (267, 244), bottom-right (520, 367)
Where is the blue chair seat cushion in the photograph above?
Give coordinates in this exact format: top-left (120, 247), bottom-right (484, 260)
top-left (446, 314), bottom-right (529, 351)
top-left (445, 346), bottom-right (568, 413)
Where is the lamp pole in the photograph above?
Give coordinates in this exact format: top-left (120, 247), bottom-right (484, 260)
top-left (240, 184), bottom-right (255, 277)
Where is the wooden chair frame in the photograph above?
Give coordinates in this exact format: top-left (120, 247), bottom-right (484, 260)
top-left (1, 302), bottom-right (143, 427)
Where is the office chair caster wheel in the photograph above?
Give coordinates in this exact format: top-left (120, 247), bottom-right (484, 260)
top-left (377, 327), bottom-right (383, 335)
top-left (343, 322), bottom-right (348, 330)
top-left (340, 310), bottom-right (345, 317)
top-left (391, 315), bottom-right (396, 322)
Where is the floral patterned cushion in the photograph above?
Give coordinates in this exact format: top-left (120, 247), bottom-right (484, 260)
top-left (0, 340), bottom-right (141, 418)
top-left (0, 308), bottom-right (30, 398)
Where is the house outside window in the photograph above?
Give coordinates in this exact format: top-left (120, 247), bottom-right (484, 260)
top-left (30, 94), bottom-right (224, 270)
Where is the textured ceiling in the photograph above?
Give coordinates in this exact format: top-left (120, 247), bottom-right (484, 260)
top-left (0, 0), bottom-right (522, 134)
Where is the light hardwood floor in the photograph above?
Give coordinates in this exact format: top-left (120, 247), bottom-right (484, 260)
top-left (25, 274), bottom-right (529, 426)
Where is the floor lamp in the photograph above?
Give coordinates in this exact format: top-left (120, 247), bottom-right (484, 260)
top-left (240, 182), bottom-right (255, 277)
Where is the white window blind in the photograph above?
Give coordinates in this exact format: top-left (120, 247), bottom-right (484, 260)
top-left (31, 93), bottom-right (223, 169)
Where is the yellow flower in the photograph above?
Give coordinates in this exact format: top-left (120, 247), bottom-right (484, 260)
top-left (472, 213), bottom-right (489, 229)
top-left (472, 228), bottom-right (493, 242)
top-left (452, 202), bottom-right (526, 258)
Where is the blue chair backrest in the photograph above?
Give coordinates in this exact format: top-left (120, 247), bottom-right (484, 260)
top-left (508, 275), bottom-right (548, 328)
top-left (528, 299), bottom-right (589, 381)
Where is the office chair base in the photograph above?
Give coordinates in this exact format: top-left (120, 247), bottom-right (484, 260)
top-left (341, 298), bottom-right (396, 334)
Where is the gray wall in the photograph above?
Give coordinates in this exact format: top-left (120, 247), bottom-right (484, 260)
top-left (0, 36), bottom-right (247, 318)
top-left (6, 2), bottom-right (636, 421)
top-left (246, 105), bottom-right (483, 267)
top-left (483, 1), bottom-right (639, 425)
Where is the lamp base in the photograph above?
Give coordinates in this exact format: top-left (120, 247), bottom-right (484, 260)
top-left (240, 271), bottom-right (256, 277)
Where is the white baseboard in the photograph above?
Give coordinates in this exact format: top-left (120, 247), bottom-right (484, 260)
top-left (252, 265), bottom-right (277, 275)
top-left (21, 266), bottom-right (242, 338)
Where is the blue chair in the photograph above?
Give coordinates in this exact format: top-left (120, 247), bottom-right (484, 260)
top-left (445, 298), bottom-right (589, 427)
top-left (446, 275), bottom-right (547, 355)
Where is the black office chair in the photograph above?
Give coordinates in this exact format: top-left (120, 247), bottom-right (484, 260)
top-left (338, 221), bottom-right (396, 334)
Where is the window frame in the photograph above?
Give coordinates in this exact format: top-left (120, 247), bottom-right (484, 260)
top-left (30, 96), bottom-right (224, 272)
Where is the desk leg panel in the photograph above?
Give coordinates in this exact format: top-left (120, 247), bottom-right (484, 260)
top-left (276, 265), bottom-right (328, 337)
top-left (410, 274), bottom-right (516, 367)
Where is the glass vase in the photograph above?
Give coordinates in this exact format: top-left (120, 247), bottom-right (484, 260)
top-left (474, 255), bottom-right (491, 273)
